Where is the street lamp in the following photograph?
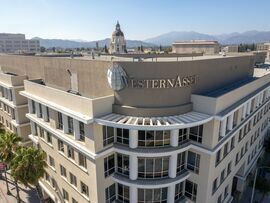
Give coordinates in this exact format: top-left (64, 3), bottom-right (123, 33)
top-left (250, 166), bottom-right (270, 203)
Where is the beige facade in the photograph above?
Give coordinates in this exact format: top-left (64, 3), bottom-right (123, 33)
top-left (172, 40), bottom-right (220, 55)
top-left (0, 33), bottom-right (40, 53)
top-left (0, 52), bottom-right (269, 203)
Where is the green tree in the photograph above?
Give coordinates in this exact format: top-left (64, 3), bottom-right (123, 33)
top-left (11, 147), bottom-right (47, 203)
top-left (40, 47), bottom-right (46, 53)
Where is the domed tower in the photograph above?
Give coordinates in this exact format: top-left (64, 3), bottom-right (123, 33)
top-left (109, 21), bottom-right (127, 54)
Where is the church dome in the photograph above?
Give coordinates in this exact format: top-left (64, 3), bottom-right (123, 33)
top-left (112, 21), bottom-right (124, 37)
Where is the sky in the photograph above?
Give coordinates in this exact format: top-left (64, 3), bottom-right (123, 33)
top-left (0, 0), bottom-right (269, 41)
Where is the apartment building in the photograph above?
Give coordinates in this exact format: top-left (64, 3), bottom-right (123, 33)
top-left (0, 33), bottom-right (40, 53)
top-left (0, 52), bottom-right (269, 203)
top-left (0, 70), bottom-right (31, 144)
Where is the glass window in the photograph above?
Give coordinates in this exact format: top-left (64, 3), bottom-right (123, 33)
top-left (38, 103), bottom-right (42, 117)
top-left (104, 154), bottom-right (115, 177)
top-left (138, 130), bottom-right (170, 147)
top-left (117, 153), bottom-right (129, 176)
top-left (138, 188), bottom-right (167, 203)
top-left (81, 181), bottom-right (89, 196)
top-left (47, 133), bottom-right (52, 144)
top-left (69, 173), bottom-right (77, 187)
top-left (105, 184), bottom-right (116, 203)
top-left (224, 185), bottom-right (229, 199)
top-left (79, 121), bottom-right (85, 141)
top-left (46, 107), bottom-right (50, 121)
top-left (79, 153), bottom-right (87, 169)
top-left (138, 157), bottom-right (169, 179)
top-left (58, 140), bottom-right (64, 153)
top-left (117, 128), bottom-right (129, 145)
top-left (179, 128), bottom-right (188, 144)
top-left (217, 194), bottom-right (222, 203)
top-left (68, 116), bottom-right (74, 133)
top-left (187, 151), bottom-right (200, 174)
top-left (60, 165), bottom-right (67, 178)
top-left (212, 178), bottom-right (218, 194)
top-left (49, 156), bottom-right (55, 168)
top-left (63, 189), bottom-right (69, 201)
top-left (72, 198), bottom-right (78, 203)
top-left (189, 125), bottom-right (203, 143)
top-left (177, 152), bottom-right (186, 175)
top-left (216, 149), bottom-right (221, 165)
top-left (103, 126), bottom-right (114, 146)
top-left (175, 182), bottom-right (184, 201)
top-left (117, 183), bottom-right (129, 203)
top-left (58, 112), bottom-right (63, 130)
top-left (67, 145), bottom-right (75, 160)
top-left (221, 169), bottom-right (225, 183)
top-left (227, 161), bottom-right (232, 175)
top-left (185, 180), bottom-right (197, 201)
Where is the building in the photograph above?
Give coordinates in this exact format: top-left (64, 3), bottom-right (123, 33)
top-left (223, 45), bottom-right (239, 53)
top-left (257, 43), bottom-right (270, 61)
top-left (0, 33), bottom-right (40, 53)
top-left (172, 40), bottom-right (220, 55)
top-left (109, 21), bottom-right (127, 54)
top-left (0, 52), bottom-right (269, 203)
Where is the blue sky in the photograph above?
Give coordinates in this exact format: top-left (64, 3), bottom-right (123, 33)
top-left (1, 0), bottom-right (269, 41)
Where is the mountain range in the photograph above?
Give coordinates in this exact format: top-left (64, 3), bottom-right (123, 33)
top-left (34, 30), bottom-right (270, 48)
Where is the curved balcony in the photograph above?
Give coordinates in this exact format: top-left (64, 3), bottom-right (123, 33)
top-left (95, 111), bottom-right (212, 130)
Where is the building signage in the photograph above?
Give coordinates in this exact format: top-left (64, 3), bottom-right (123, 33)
top-left (107, 64), bottom-right (197, 91)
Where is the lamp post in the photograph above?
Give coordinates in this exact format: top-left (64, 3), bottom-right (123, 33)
top-left (250, 166), bottom-right (270, 203)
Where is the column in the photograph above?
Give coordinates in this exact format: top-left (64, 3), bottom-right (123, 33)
top-left (73, 119), bottom-right (80, 140)
top-left (170, 129), bottom-right (178, 147)
top-left (169, 153), bottom-right (177, 178)
top-left (241, 104), bottom-right (247, 119)
top-left (4, 88), bottom-right (8, 99)
top-left (220, 118), bottom-right (227, 137)
top-left (227, 113), bottom-right (233, 131)
top-left (62, 114), bottom-right (69, 134)
top-left (30, 121), bottom-right (37, 135)
top-left (129, 129), bottom-right (138, 148)
top-left (260, 93), bottom-right (264, 104)
top-left (130, 186), bottom-right (138, 203)
top-left (7, 89), bottom-right (12, 101)
top-left (256, 95), bottom-right (260, 107)
top-left (35, 102), bottom-right (41, 118)
top-left (28, 99), bottom-right (33, 113)
top-left (246, 101), bottom-right (251, 115)
top-left (129, 155), bottom-right (138, 180)
top-left (167, 184), bottom-right (176, 203)
top-left (42, 105), bottom-right (48, 121)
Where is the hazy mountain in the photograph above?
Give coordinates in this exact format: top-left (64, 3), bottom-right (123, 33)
top-left (144, 31), bottom-right (217, 45)
top-left (33, 37), bottom-right (154, 49)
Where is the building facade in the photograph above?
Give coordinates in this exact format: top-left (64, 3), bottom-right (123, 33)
top-left (0, 52), bottom-right (269, 203)
top-left (0, 33), bottom-right (40, 53)
top-left (172, 40), bottom-right (220, 55)
top-left (109, 22), bottom-right (127, 54)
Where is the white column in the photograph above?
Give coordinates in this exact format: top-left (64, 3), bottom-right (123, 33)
top-left (242, 104), bottom-right (247, 119)
top-left (4, 88), bottom-right (8, 99)
top-left (42, 105), bottom-right (48, 121)
top-left (247, 101), bottom-right (251, 115)
top-left (30, 121), bottom-right (37, 135)
top-left (73, 119), bottom-right (80, 140)
top-left (167, 184), bottom-right (176, 203)
top-left (62, 114), bottom-right (69, 133)
top-left (260, 93), bottom-right (263, 104)
top-left (169, 153), bottom-right (177, 178)
top-left (129, 155), bottom-right (138, 180)
top-left (7, 89), bottom-right (12, 101)
top-left (227, 113), bottom-right (233, 131)
top-left (35, 102), bottom-right (41, 118)
top-left (256, 96), bottom-right (260, 107)
top-left (129, 129), bottom-right (138, 148)
top-left (220, 118), bottom-right (227, 137)
top-left (170, 129), bottom-right (178, 147)
top-left (130, 186), bottom-right (137, 203)
top-left (28, 99), bottom-right (33, 113)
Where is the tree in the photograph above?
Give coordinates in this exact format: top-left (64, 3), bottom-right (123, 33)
top-left (40, 47), bottom-right (46, 53)
top-left (11, 147), bottom-right (47, 203)
top-left (0, 132), bottom-right (21, 197)
top-left (104, 45), bottom-right (109, 53)
top-left (254, 176), bottom-right (270, 202)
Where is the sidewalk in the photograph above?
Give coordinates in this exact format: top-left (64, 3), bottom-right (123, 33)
top-left (0, 171), bottom-right (40, 203)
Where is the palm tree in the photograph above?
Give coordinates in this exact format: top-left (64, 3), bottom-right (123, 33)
top-left (11, 146), bottom-right (47, 203)
top-left (0, 132), bottom-right (21, 196)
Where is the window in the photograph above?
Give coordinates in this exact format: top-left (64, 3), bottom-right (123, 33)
top-left (68, 116), bottom-right (73, 133)
top-left (46, 107), bottom-right (50, 121)
top-left (104, 154), bottom-right (115, 177)
top-left (217, 194), bottom-right (222, 203)
top-left (67, 145), bottom-right (75, 160)
top-left (221, 169), bottom-right (225, 183)
top-left (72, 198), bottom-right (78, 203)
top-left (63, 189), bottom-right (69, 201)
top-left (117, 153), bottom-right (129, 176)
top-left (224, 143), bottom-right (229, 157)
top-left (212, 178), bottom-right (218, 194)
top-left (179, 128), bottom-right (188, 144)
top-left (175, 182), bottom-right (184, 201)
top-left (177, 152), bottom-right (186, 175)
top-left (39, 127), bottom-right (45, 138)
top-left (47, 133), bottom-right (52, 144)
top-left (103, 126), bottom-right (114, 146)
top-left (116, 128), bottom-right (129, 145)
top-left (138, 157), bottom-right (169, 179)
top-left (81, 181), bottom-right (89, 197)
top-left (58, 112), bottom-right (63, 129)
top-left (216, 149), bottom-right (221, 166)
top-left (58, 140), bottom-right (64, 153)
top-left (230, 136), bottom-right (235, 150)
top-left (117, 183), bottom-right (129, 203)
top-left (189, 125), bottom-right (203, 143)
top-left (227, 161), bottom-right (232, 175)
top-left (69, 173), bottom-right (77, 187)
top-left (185, 180), bottom-right (197, 201)
top-left (78, 153), bottom-right (87, 169)
top-left (31, 100), bottom-right (36, 113)
top-left (187, 151), bottom-right (200, 174)
top-left (38, 103), bottom-right (42, 117)
top-left (138, 130), bottom-right (170, 147)
top-left (105, 184), bottom-right (116, 203)
top-left (224, 185), bottom-right (229, 199)
top-left (79, 121), bottom-right (85, 141)
top-left (45, 172), bottom-right (50, 182)
top-left (60, 165), bottom-right (67, 178)
top-left (138, 188), bottom-right (167, 203)
top-left (49, 156), bottom-right (55, 168)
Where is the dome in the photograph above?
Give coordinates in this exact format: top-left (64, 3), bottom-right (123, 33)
top-left (107, 64), bottom-right (128, 91)
top-left (112, 21), bottom-right (124, 37)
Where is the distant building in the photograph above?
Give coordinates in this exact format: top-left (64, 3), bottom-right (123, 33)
top-left (0, 33), bottom-right (40, 53)
top-left (172, 40), bottom-right (220, 55)
top-left (223, 45), bottom-right (239, 53)
top-left (109, 21), bottom-right (127, 54)
top-left (257, 43), bottom-right (270, 61)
